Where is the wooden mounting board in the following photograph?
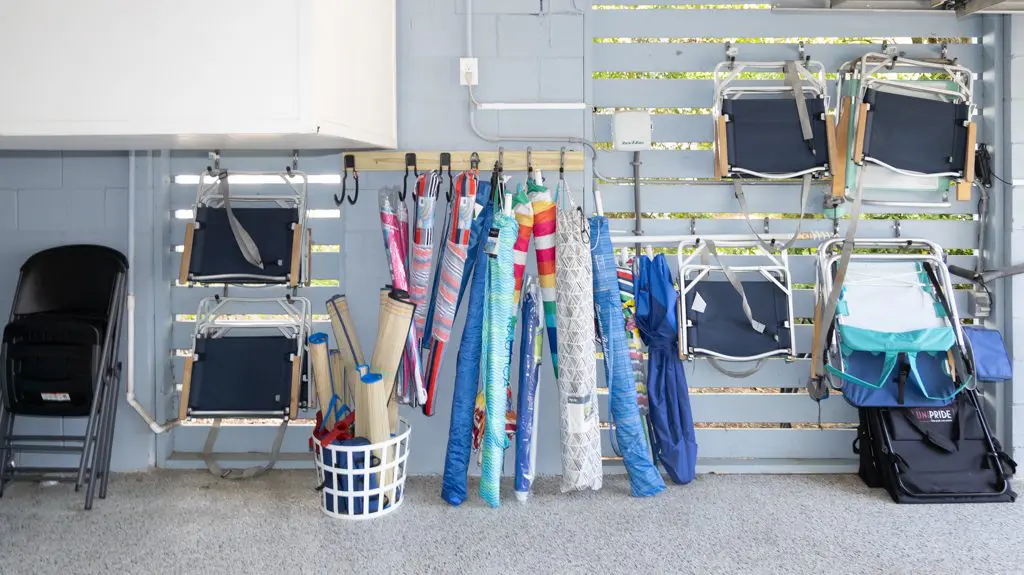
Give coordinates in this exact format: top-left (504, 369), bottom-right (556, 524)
top-left (343, 150), bottom-right (586, 172)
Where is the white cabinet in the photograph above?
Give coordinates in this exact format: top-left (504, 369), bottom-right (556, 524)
top-left (0, 0), bottom-right (396, 150)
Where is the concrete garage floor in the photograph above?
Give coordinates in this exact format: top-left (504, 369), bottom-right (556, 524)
top-left (1, 471), bottom-right (1022, 575)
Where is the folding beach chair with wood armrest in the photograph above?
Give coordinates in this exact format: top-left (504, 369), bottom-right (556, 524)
top-left (713, 59), bottom-right (838, 184)
top-left (178, 296), bottom-right (312, 478)
top-left (847, 54), bottom-right (977, 202)
top-left (179, 169), bottom-right (310, 287)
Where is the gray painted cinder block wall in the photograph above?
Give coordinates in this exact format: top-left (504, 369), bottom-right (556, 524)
top-left (0, 152), bottom-right (158, 471)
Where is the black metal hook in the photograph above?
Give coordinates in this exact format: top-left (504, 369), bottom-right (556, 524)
top-left (401, 153), bottom-right (418, 202)
top-left (335, 155), bottom-right (358, 206)
top-left (470, 152), bottom-right (480, 171)
top-left (441, 153), bottom-right (453, 202)
top-left (526, 147), bottom-right (533, 176)
top-left (559, 147), bottom-right (566, 181)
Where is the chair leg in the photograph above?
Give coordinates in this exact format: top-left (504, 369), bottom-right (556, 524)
top-left (98, 367), bottom-right (123, 499)
top-left (0, 408), bottom-right (12, 498)
top-left (75, 372), bottom-right (108, 492)
top-left (83, 377), bottom-right (115, 510)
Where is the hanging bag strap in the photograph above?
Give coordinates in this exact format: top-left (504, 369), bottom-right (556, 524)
top-left (218, 169), bottom-right (265, 270)
top-left (704, 240), bottom-right (775, 340)
top-left (733, 174), bottom-right (811, 252)
top-left (785, 60), bottom-right (815, 155)
top-left (202, 418), bottom-right (288, 479)
top-left (921, 262), bottom-right (974, 384)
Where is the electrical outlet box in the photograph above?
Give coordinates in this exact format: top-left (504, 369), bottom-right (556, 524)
top-left (460, 58), bottom-right (479, 86)
top-left (612, 111), bottom-right (653, 151)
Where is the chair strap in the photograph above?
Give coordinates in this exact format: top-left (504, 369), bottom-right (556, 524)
top-left (202, 418), bottom-right (288, 480)
top-left (704, 240), bottom-right (774, 339)
top-left (784, 60), bottom-right (815, 155)
top-left (921, 262), bottom-right (974, 384)
top-left (809, 168), bottom-right (866, 399)
top-left (733, 174), bottom-right (811, 252)
top-left (706, 357), bottom-right (765, 378)
top-left (218, 169), bottom-right (265, 270)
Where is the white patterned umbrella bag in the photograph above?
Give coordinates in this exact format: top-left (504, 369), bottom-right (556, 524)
top-left (554, 191), bottom-right (603, 492)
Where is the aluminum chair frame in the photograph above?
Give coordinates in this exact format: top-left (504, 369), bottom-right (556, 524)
top-left (676, 239), bottom-right (797, 363)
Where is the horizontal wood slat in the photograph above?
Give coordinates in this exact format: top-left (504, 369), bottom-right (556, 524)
top-left (591, 10), bottom-right (982, 39)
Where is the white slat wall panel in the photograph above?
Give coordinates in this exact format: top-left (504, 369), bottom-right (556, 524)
top-left (590, 5), bottom-right (985, 471)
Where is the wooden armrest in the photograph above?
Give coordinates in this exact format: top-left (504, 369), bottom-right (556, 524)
top-left (853, 102), bottom-right (869, 165)
top-left (715, 116), bottom-right (729, 179)
top-left (179, 356), bottom-right (194, 421)
top-left (831, 96), bottom-right (852, 198)
top-left (289, 225), bottom-right (303, 288)
top-left (289, 353), bottom-right (302, 421)
top-left (957, 122), bottom-right (977, 201)
top-left (178, 223), bottom-right (195, 285)
top-left (305, 228), bottom-right (313, 287)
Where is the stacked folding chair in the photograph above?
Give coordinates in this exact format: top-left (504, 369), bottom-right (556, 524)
top-left (178, 166), bottom-right (313, 478)
top-left (814, 238), bottom-right (1014, 503)
top-left (0, 245), bottom-right (128, 509)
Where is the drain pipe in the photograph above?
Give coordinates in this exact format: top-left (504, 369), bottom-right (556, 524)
top-left (126, 150), bottom-right (178, 434)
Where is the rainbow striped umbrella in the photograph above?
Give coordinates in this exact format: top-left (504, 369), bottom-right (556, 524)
top-left (527, 176), bottom-right (558, 378)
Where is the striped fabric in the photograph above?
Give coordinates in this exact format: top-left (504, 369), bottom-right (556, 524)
top-left (512, 183), bottom-right (535, 306)
top-left (410, 171), bottom-right (441, 340)
top-left (378, 189), bottom-right (424, 406)
top-left (528, 178), bottom-right (558, 378)
top-left (423, 171), bottom-right (478, 416)
top-left (480, 211), bottom-right (519, 508)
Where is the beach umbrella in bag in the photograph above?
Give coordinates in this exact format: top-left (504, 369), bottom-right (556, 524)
top-left (410, 171), bottom-right (442, 340)
top-left (379, 189), bottom-right (425, 407)
top-left (514, 276), bottom-right (544, 502)
top-left (512, 182), bottom-right (535, 305)
top-left (479, 183), bottom-right (519, 508)
top-left (554, 194), bottom-right (602, 493)
top-left (591, 216), bottom-right (665, 497)
top-left (423, 171), bottom-right (478, 416)
top-left (440, 185), bottom-right (494, 506)
top-left (636, 254), bottom-right (697, 485)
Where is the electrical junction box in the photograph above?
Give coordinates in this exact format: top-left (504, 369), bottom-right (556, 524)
top-left (612, 111), bottom-right (653, 151)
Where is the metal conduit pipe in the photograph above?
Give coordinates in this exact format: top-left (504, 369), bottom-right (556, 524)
top-left (126, 151), bottom-right (178, 434)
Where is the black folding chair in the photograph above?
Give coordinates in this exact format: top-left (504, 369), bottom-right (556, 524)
top-left (0, 245), bottom-right (128, 509)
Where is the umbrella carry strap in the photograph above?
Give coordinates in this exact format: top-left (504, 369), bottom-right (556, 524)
top-left (704, 240), bottom-right (777, 340)
top-left (784, 60), bottom-right (816, 155)
top-left (733, 174), bottom-right (811, 252)
top-left (202, 418), bottom-right (288, 479)
top-left (217, 170), bottom-right (265, 270)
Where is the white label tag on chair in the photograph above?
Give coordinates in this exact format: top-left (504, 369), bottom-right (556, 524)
top-left (41, 393), bottom-right (71, 402)
top-left (692, 292), bottom-right (707, 314)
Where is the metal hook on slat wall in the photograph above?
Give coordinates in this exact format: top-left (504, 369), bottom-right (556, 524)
top-left (559, 147), bottom-right (566, 182)
top-left (335, 154), bottom-right (358, 206)
top-left (470, 152), bottom-right (480, 171)
top-left (286, 149), bottom-right (299, 178)
top-left (401, 153), bottom-right (418, 202)
top-left (526, 147), bottom-right (533, 177)
top-left (725, 42), bottom-right (737, 71)
top-left (497, 147), bottom-right (505, 172)
top-left (441, 152), bottom-right (453, 202)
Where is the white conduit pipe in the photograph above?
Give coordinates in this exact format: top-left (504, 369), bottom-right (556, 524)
top-left (126, 150), bottom-right (178, 434)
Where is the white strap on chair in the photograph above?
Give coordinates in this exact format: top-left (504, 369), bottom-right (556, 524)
top-left (218, 170), bottom-right (265, 270)
top-left (202, 418), bottom-right (288, 479)
top-left (733, 174), bottom-right (811, 252)
top-left (704, 240), bottom-right (768, 337)
top-left (785, 60), bottom-right (815, 155)
top-left (707, 357), bottom-right (765, 379)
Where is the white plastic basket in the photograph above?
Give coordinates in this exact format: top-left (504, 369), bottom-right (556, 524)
top-left (312, 418), bottom-right (411, 520)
